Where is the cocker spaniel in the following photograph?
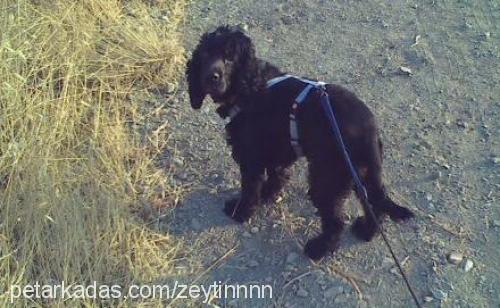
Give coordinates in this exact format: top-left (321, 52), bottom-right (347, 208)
top-left (186, 25), bottom-right (414, 260)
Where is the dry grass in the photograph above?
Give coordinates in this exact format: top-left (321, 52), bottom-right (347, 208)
top-left (0, 0), bottom-right (187, 305)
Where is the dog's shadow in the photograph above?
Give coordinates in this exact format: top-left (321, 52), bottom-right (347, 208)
top-left (163, 187), bottom-right (368, 257)
top-left (163, 189), bottom-right (239, 236)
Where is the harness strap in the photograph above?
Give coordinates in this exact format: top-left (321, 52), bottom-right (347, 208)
top-left (267, 74), bottom-right (326, 157)
top-left (226, 74), bottom-right (325, 157)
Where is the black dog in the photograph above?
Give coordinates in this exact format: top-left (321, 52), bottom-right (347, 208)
top-left (186, 25), bottom-right (414, 260)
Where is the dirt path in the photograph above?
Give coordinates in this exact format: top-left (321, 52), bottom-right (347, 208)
top-left (161, 1), bottom-right (499, 307)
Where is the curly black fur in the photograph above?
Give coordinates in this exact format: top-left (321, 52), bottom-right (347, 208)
top-left (186, 25), bottom-right (414, 260)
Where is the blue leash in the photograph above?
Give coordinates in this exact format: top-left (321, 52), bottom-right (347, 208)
top-left (318, 88), bottom-right (422, 308)
top-left (266, 75), bottom-right (421, 307)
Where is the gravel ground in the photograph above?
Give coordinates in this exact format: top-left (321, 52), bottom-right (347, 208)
top-left (159, 1), bottom-right (499, 307)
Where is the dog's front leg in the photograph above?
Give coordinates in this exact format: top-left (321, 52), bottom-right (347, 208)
top-left (261, 167), bottom-right (290, 204)
top-left (224, 164), bottom-right (265, 223)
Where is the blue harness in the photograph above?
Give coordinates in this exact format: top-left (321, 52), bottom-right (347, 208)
top-left (266, 75), bottom-right (325, 157)
top-left (266, 74), bottom-right (369, 200)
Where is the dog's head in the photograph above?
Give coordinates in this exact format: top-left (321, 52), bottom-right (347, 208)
top-left (186, 25), bottom-right (255, 109)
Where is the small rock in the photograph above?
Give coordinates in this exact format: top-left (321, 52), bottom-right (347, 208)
top-left (166, 82), bottom-right (176, 93)
top-left (425, 193), bottom-right (433, 201)
top-left (447, 252), bottom-right (463, 265)
top-left (424, 296), bottom-right (434, 302)
top-left (238, 23), bottom-right (249, 32)
top-left (484, 32), bottom-right (491, 40)
top-left (399, 66), bottom-right (413, 75)
top-left (492, 157), bottom-right (500, 165)
top-left (456, 119), bottom-right (469, 129)
top-left (286, 252), bottom-right (299, 264)
top-left (250, 226), bottom-right (259, 234)
top-left (492, 220), bottom-right (500, 228)
top-left (431, 289), bottom-right (448, 301)
top-left (242, 231), bottom-right (252, 238)
top-left (296, 288), bottom-right (308, 297)
top-left (464, 259), bottom-right (474, 272)
top-left (324, 286), bottom-right (343, 299)
top-left (248, 260), bottom-right (259, 268)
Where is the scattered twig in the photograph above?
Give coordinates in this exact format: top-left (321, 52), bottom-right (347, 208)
top-left (168, 244), bottom-right (238, 307)
top-left (328, 266), bottom-right (365, 302)
top-left (192, 244), bottom-right (238, 285)
top-left (282, 270), bottom-right (316, 290)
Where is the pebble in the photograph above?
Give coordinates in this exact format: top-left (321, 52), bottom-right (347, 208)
top-left (239, 23), bottom-right (249, 32)
top-left (296, 288), bottom-right (308, 297)
top-left (425, 193), bottom-right (433, 201)
top-left (432, 289), bottom-right (448, 301)
top-left (424, 296), bottom-right (434, 302)
top-left (457, 120), bottom-right (469, 129)
top-left (492, 220), bottom-right (500, 228)
top-left (399, 66), bottom-right (413, 75)
top-left (464, 259), bottom-right (474, 272)
top-left (250, 226), bottom-right (259, 234)
top-left (324, 286), bottom-right (343, 299)
top-left (447, 252), bottom-right (463, 265)
top-left (390, 266), bottom-right (399, 275)
top-left (492, 157), bottom-right (500, 165)
top-left (166, 82), bottom-right (176, 93)
top-left (242, 231), bottom-right (252, 238)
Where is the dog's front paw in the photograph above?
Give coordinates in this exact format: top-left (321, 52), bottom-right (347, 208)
top-left (304, 235), bottom-right (339, 261)
top-left (261, 188), bottom-right (283, 205)
top-left (351, 217), bottom-right (379, 242)
top-left (223, 198), bottom-right (253, 223)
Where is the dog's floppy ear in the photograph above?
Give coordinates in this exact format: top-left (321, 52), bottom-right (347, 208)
top-left (186, 45), bottom-right (205, 109)
top-left (226, 26), bottom-right (255, 67)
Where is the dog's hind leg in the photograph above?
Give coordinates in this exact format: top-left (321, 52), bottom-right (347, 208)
top-left (261, 166), bottom-right (290, 204)
top-left (304, 163), bottom-right (351, 260)
top-left (352, 139), bottom-right (414, 241)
